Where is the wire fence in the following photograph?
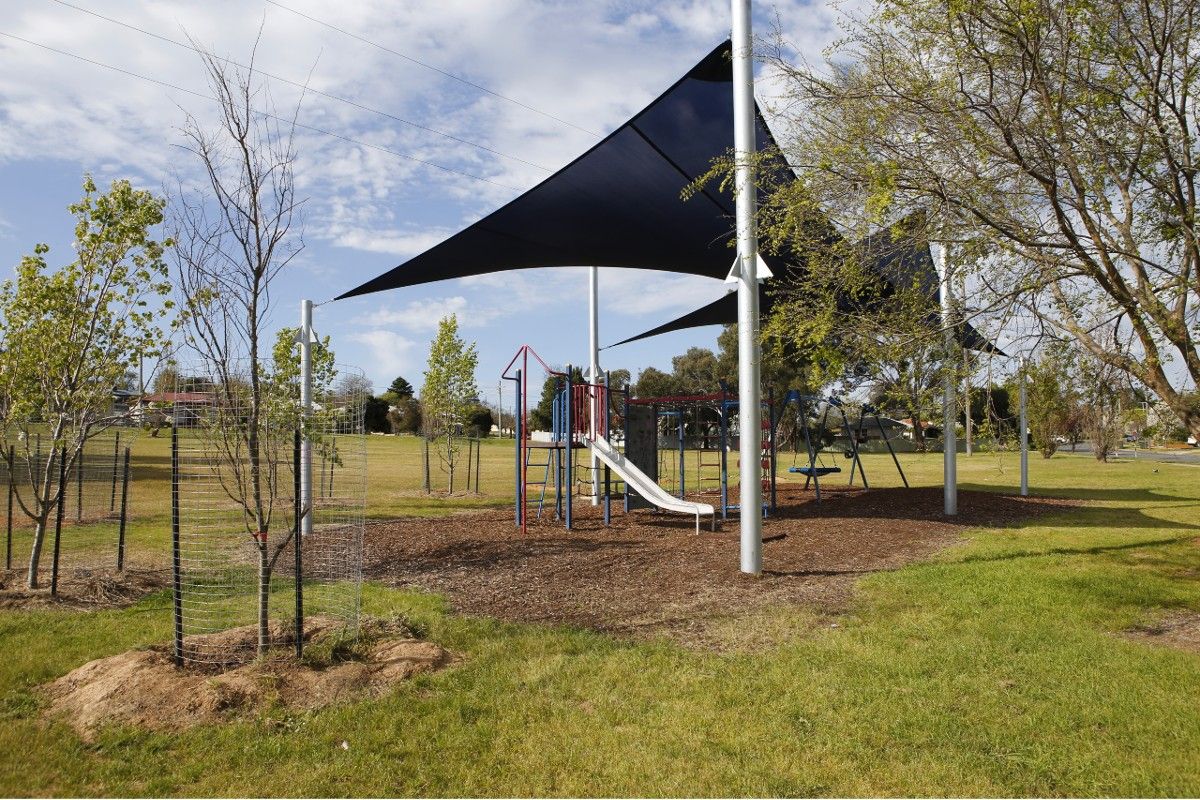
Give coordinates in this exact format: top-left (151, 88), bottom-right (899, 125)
top-left (171, 363), bottom-right (366, 667)
top-left (2, 429), bottom-right (141, 584)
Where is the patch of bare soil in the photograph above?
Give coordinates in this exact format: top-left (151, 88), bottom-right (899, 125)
top-left (0, 567), bottom-right (169, 611)
top-left (1123, 610), bottom-right (1200, 654)
top-left (43, 615), bottom-right (453, 740)
top-left (365, 486), bottom-right (1078, 649)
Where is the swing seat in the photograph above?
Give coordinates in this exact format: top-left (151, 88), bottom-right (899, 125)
top-left (789, 465), bottom-right (841, 476)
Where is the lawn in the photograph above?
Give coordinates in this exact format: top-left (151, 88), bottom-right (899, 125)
top-left (1, 437), bottom-right (1198, 796)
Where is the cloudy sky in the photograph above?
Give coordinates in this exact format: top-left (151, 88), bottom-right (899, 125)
top-left (0, 0), bottom-right (851, 400)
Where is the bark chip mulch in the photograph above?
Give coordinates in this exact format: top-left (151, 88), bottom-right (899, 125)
top-left (364, 486), bottom-right (1078, 649)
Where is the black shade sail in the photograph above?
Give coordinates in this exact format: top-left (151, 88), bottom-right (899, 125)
top-left (605, 236), bottom-right (1003, 354)
top-left (337, 40), bottom-right (770, 300)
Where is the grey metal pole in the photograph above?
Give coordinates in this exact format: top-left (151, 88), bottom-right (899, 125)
top-left (1019, 356), bottom-right (1029, 496)
top-left (937, 243), bottom-right (958, 515)
top-left (733, 0), bottom-right (763, 574)
top-left (298, 299), bottom-right (314, 535)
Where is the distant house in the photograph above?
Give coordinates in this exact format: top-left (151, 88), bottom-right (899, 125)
top-left (134, 391), bottom-right (213, 428)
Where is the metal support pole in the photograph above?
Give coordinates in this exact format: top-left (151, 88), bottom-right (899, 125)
top-left (733, 0), bottom-right (762, 573)
top-left (117, 447), bottom-right (130, 571)
top-left (171, 425), bottom-right (183, 666)
top-left (937, 243), bottom-right (958, 515)
top-left (1019, 356), bottom-right (1029, 497)
top-left (588, 265), bottom-right (600, 505)
top-left (293, 428), bottom-right (304, 658)
top-left (50, 447), bottom-right (66, 597)
top-left (474, 440), bottom-right (481, 494)
top-left (299, 299), bottom-right (314, 535)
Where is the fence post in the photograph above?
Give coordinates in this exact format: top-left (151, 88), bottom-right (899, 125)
top-left (423, 436), bottom-right (431, 494)
top-left (5, 446), bottom-right (13, 571)
top-left (328, 446), bottom-right (335, 499)
top-left (75, 442), bottom-right (83, 521)
top-left (171, 425), bottom-right (183, 666)
top-left (109, 431), bottom-right (121, 513)
top-left (293, 428), bottom-right (303, 659)
top-left (466, 439), bottom-right (474, 493)
top-left (117, 447), bottom-right (130, 571)
top-left (50, 447), bottom-right (66, 597)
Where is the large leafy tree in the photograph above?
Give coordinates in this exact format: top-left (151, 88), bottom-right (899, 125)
top-left (763, 0), bottom-right (1200, 439)
top-left (0, 176), bottom-right (174, 588)
top-left (421, 315), bottom-right (479, 492)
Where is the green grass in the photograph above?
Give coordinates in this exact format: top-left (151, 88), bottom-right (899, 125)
top-left (2, 442), bottom-right (1200, 795)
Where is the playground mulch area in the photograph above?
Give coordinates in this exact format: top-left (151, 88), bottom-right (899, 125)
top-left (364, 487), bottom-right (1080, 649)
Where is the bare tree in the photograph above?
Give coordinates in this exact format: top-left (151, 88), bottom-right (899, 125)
top-left (171, 39), bottom-right (307, 654)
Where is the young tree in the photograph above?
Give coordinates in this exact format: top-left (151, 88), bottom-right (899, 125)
top-left (171, 41), bottom-right (308, 654)
top-left (1021, 349), bottom-right (1077, 459)
top-left (1079, 355), bottom-right (1125, 462)
top-left (761, 0), bottom-right (1200, 440)
top-left (0, 177), bottom-right (173, 588)
top-left (420, 315), bottom-right (478, 492)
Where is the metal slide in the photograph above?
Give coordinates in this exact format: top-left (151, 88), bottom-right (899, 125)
top-left (586, 437), bottom-right (716, 534)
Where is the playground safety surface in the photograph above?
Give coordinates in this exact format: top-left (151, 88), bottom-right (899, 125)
top-left (364, 487), bottom-right (1080, 650)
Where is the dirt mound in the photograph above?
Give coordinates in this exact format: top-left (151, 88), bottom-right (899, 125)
top-left (43, 616), bottom-right (452, 739)
top-left (1123, 610), bottom-right (1200, 653)
top-left (0, 567), bottom-right (168, 610)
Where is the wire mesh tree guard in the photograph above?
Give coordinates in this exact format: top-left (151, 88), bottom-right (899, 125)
top-left (169, 363), bottom-right (367, 667)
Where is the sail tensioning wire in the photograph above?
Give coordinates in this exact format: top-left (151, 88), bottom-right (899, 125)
top-left (262, 0), bottom-right (601, 137)
top-left (47, 0), bottom-right (550, 172)
top-left (0, 30), bottom-right (521, 191)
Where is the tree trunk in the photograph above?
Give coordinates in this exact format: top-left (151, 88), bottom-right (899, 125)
top-left (26, 515), bottom-right (49, 590)
top-left (257, 547), bottom-right (271, 655)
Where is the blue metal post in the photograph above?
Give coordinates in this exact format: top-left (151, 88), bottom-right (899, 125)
top-left (511, 370), bottom-right (522, 527)
top-left (564, 365), bottom-right (573, 530)
top-left (719, 398), bottom-right (729, 519)
top-left (603, 371), bottom-right (611, 526)
top-left (677, 408), bottom-right (686, 499)
top-left (623, 384), bottom-right (630, 514)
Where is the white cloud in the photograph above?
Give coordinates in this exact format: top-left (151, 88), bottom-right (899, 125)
top-left (345, 329), bottom-right (419, 387)
top-left (598, 268), bottom-right (727, 316)
top-left (360, 295), bottom-right (504, 332)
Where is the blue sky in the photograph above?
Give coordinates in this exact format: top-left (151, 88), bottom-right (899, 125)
top-left (0, 0), bottom-right (849, 403)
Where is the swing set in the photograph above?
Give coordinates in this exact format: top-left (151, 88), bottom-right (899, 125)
top-left (778, 392), bottom-right (908, 501)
